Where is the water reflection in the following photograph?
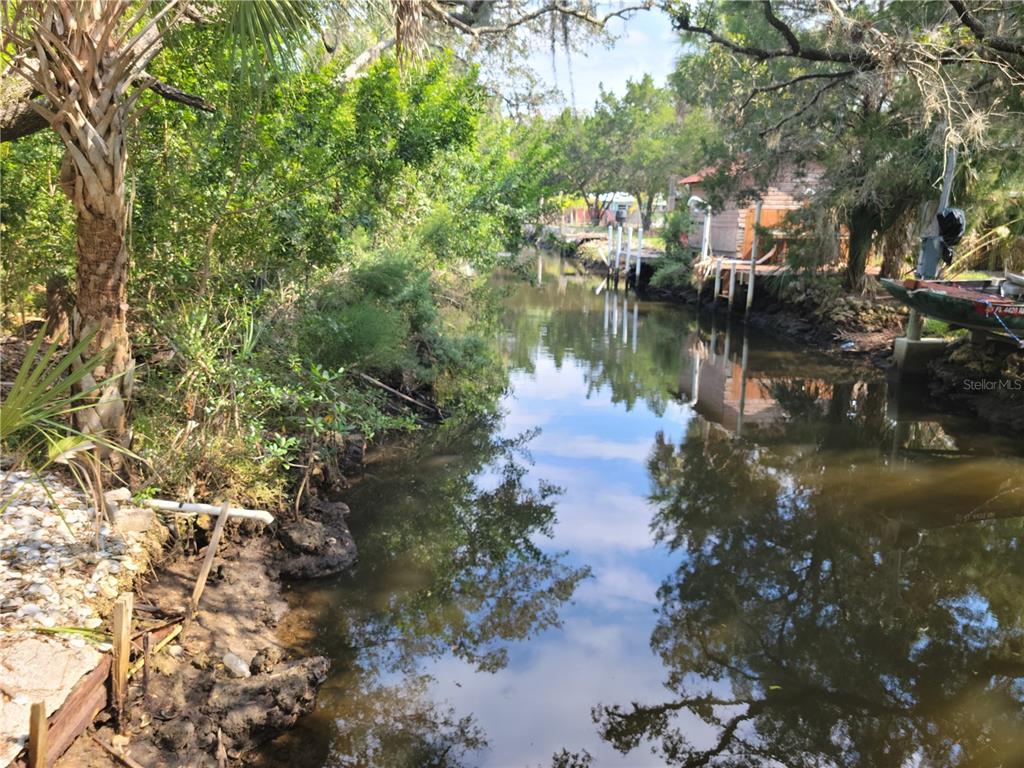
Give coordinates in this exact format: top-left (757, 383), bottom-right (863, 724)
top-left (260, 418), bottom-right (589, 766)
top-left (262, 254), bottom-right (1024, 767)
top-left (595, 320), bottom-right (1024, 767)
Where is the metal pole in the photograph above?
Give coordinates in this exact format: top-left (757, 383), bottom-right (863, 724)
top-left (746, 200), bottom-right (762, 317)
top-left (908, 145), bottom-right (958, 341)
top-left (702, 211), bottom-right (712, 259)
top-left (939, 145), bottom-right (958, 209)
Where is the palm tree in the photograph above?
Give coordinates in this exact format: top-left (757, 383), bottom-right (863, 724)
top-left (0, 0), bottom-right (317, 451)
top-left (0, 0), bottom-right (650, 452)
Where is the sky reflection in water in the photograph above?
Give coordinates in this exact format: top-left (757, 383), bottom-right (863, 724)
top-left (264, 254), bottom-right (1024, 767)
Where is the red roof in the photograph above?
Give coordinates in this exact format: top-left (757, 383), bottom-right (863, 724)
top-left (679, 165), bottom-right (717, 184)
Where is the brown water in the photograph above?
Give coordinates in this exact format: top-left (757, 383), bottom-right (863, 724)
top-left (260, 254), bottom-right (1024, 767)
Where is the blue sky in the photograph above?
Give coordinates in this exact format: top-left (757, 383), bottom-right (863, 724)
top-left (526, 4), bottom-right (681, 113)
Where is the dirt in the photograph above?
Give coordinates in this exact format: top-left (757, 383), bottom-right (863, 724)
top-left (54, 502), bottom-right (358, 767)
top-left (925, 338), bottom-right (1024, 433)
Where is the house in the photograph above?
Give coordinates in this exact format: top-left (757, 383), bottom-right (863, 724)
top-left (672, 164), bottom-right (822, 259)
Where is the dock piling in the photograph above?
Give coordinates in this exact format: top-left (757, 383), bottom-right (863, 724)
top-left (745, 200), bottom-right (762, 318)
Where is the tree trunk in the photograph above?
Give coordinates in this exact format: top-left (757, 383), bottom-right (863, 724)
top-left (846, 205), bottom-right (879, 290)
top-left (71, 189), bottom-right (134, 444)
top-left (7, 2), bottom-right (154, 453)
top-left (57, 103), bottom-right (135, 448)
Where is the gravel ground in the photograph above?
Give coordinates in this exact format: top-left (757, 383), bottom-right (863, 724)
top-left (0, 468), bottom-right (162, 766)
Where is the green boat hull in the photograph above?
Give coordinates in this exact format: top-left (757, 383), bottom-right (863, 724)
top-left (881, 278), bottom-right (1024, 334)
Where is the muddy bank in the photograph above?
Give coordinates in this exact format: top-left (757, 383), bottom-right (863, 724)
top-left (51, 496), bottom-right (358, 767)
top-left (924, 338), bottom-right (1024, 433)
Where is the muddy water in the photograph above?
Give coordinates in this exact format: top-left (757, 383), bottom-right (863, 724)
top-left (260, 254), bottom-right (1024, 767)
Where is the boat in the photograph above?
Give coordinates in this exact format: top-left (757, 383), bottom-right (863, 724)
top-left (881, 277), bottom-right (1024, 338)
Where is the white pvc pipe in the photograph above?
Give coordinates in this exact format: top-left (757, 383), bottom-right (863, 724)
top-left (143, 499), bottom-right (275, 525)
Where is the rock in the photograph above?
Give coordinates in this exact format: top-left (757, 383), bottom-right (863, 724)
top-left (278, 519), bottom-right (326, 555)
top-left (206, 657), bottom-right (329, 751)
top-left (104, 487), bottom-right (132, 503)
top-left (249, 646), bottom-right (283, 675)
top-left (276, 502), bottom-right (357, 580)
top-left (222, 652), bottom-right (251, 678)
top-left (111, 506), bottom-right (156, 534)
top-left (156, 718), bottom-right (195, 751)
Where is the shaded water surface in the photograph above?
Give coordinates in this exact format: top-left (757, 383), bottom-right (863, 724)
top-left (261, 254), bottom-right (1024, 767)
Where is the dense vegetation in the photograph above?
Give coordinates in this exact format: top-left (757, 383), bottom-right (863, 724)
top-left (535, 2), bottom-right (1024, 295)
top-left (1, 14), bottom-right (552, 508)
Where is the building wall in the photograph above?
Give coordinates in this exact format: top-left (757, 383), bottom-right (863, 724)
top-left (684, 165), bottom-right (822, 258)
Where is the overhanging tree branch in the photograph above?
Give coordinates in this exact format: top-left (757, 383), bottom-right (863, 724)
top-left (759, 76), bottom-right (849, 136)
top-left (670, 3), bottom-right (875, 68)
top-left (739, 68), bottom-right (857, 112)
top-left (424, 0), bottom-right (654, 38)
top-left (1, 75), bottom-right (215, 142)
top-left (949, 0), bottom-right (1024, 57)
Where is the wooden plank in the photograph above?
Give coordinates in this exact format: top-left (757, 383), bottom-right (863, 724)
top-left (28, 702), bottom-right (47, 768)
top-left (189, 501), bottom-right (231, 617)
top-left (111, 594), bottom-right (133, 730)
top-left (11, 655), bottom-right (113, 768)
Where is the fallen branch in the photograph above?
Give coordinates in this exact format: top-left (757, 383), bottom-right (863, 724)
top-left (88, 732), bottom-right (146, 768)
top-left (356, 372), bottom-right (442, 416)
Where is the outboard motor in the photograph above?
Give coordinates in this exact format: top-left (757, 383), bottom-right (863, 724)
top-left (917, 206), bottom-right (966, 278)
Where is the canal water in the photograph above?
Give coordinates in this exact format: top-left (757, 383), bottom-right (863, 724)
top-left (261, 253), bottom-right (1024, 767)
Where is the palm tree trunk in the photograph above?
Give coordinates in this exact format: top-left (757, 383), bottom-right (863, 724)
top-left (61, 129), bottom-right (135, 445)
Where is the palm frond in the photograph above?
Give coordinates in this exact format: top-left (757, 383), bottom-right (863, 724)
top-left (224, 0), bottom-right (320, 69)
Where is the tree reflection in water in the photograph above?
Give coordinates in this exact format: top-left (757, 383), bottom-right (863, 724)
top-left (593, 385), bottom-right (1024, 767)
top-left (262, 417), bottom-right (590, 767)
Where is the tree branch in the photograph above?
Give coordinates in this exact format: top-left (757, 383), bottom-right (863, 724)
top-left (340, 37), bottom-right (396, 84)
top-left (1, 75), bottom-right (215, 143)
top-left (759, 76), bottom-right (849, 136)
top-left (425, 0), bottom-right (654, 38)
top-left (739, 68), bottom-right (857, 112)
top-left (669, 5), bottom-right (875, 67)
top-left (146, 76), bottom-right (215, 112)
top-left (949, 0), bottom-right (1024, 57)
top-left (761, 0), bottom-right (800, 54)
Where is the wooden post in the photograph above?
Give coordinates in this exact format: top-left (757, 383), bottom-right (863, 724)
top-left (737, 334), bottom-right (750, 438)
top-left (189, 501), bottom-right (231, 618)
top-left (142, 632), bottom-right (152, 695)
top-left (636, 226), bottom-right (643, 284)
top-left (112, 593), bottom-right (133, 731)
top-left (618, 231), bottom-right (626, 286)
top-left (621, 225), bottom-right (630, 283)
top-left (727, 265), bottom-right (738, 311)
top-left (29, 701), bottom-right (47, 768)
top-left (626, 301), bottom-right (634, 354)
top-left (713, 258), bottom-right (723, 300)
top-left (746, 200), bottom-right (762, 318)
